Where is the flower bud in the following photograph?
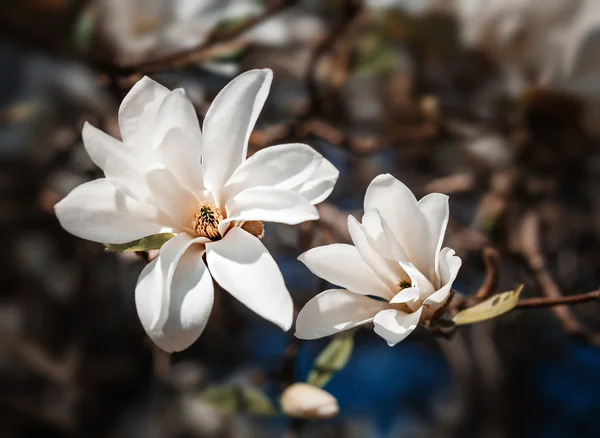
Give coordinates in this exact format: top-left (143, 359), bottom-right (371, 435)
top-left (280, 383), bottom-right (339, 419)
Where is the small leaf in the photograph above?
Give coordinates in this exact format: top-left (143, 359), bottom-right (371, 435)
top-left (453, 285), bottom-right (524, 325)
top-left (198, 384), bottom-right (278, 416)
top-left (104, 233), bottom-right (175, 252)
top-left (198, 385), bottom-right (238, 414)
top-left (306, 331), bottom-right (354, 388)
top-left (242, 386), bottom-right (279, 416)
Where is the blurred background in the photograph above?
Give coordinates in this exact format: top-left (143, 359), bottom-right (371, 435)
top-left (2, 0), bottom-right (600, 436)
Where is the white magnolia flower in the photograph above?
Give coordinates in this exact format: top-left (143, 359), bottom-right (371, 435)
top-left (55, 69), bottom-right (339, 352)
top-left (100, 0), bottom-right (262, 64)
top-left (295, 174), bottom-right (461, 346)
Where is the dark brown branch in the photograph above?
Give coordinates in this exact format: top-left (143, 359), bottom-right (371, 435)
top-left (516, 212), bottom-right (590, 336)
top-left (515, 290), bottom-right (600, 309)
top-left (475, 246), bottom-right (501, 299)
top-left (304, 0), bottom-right (363, 114)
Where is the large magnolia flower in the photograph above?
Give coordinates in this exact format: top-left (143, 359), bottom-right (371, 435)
top-left (55, 69), bottom-right (339, 352)
top-left (295, 174), bottom-right (461, 346)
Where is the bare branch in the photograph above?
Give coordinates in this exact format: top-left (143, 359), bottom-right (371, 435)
top-left (515, 289), bottom-right (600, 309)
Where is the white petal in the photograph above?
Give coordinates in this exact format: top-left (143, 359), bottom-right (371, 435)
top-left (54, 178), bottom-right (171, 244)
top-left (298, 244), bottom-right (393, 299)
top-left (82, 122), bottom-right (152, 201)
top-left (118, 76), bottom-right (170, 147)
top-left (135, 233), bottom-right (213, 353)
top-left (379, 212), bottom-right (409, 262)
top-left (219, 187), bottom-right (319, 234)
top-left (399, 260), bottom-right (436, 303)
top-left (361, 210), bottom-right (391, 257)
top-left (364, 174), bottom-right (431, 274)
top-left (205, 227), bottom-right (293, 330)
top-left (144, 168), bottom-right (200, 231)
top-left (153, 89), bottom-right (204, 195)
top-left (294, 157), bottom-right (340, 204)
top-left (295, 289), bottom-right (390, 340)
top-left (423, 248), bottom-right (462, 307)
top-left (347, 215), bottom-right (402, 290)
top-left (373, 306), bottom-right (423, 346)
top-left (417, 193), bottom-right (449, 281)
top-left (222, 143), bottom-right (322, 201)
top-left (202, 69), bottom-right (273, 205)
top-left (390, 287), bottom-right (420, 304)
top-left (136, 233), bottom-right (192, 332)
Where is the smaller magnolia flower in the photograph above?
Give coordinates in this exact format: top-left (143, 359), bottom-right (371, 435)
top-left (295, 174), bottom-right (461, 346)
top-left (280, 383), bottom-right (339, 419)
top-left (55, 69), bottom-right (339, 353)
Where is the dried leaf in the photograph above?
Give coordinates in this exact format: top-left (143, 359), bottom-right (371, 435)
top-left (306, 331), bottom-right (354, 388)
top-left (104, 233), bottom-right (175, 252)
top-left (453, 285), bottom-right (524, 325)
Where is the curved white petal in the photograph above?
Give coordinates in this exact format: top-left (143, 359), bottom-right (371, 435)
top-left (82, 122), bottom-right (152, 201)
top-left (135, 233), bottom-right (213, 353)
top-left (118, 76), bottom-right (170, 147)
top-left (298, 244), bottom-right (393, 299)
top-left (398, 261), bottom-right (436, 300)
top-left (153, 89), bottom-right (204, 195)
top-left (205, 227), bottom-right (293, 331)
top-left (364, 174), bottom-right (431, 274)
top-left (379, 212), bottom-right (409, 262)
top-left (373, 306), bottom-right (423, 347)
top-left (144, 168), bottom-right (200, 231)
top-left (136, 233), bottom-right (193, 332)
top-left (417, 193), bottom-right (449, 281)
top-left (222, 143), bottom-right (322, 201)
top-left (390, 287), bottom-right (420, 304)
top-left (361, 210), bottom-right (391, 258)
top-left (295, 289), bottom-right (390, 340)
top-left (294, 157), bottom-right (340, 204)
top-left (219, 187), bottom-right (319, 234)
top-left (202, 69), bottom-right (273, 205)
top-left (347, 215), bottom-right (402, 291)
top-left (423, 248), bottom-right (462, 308)
top-left (54, 178), bottom-right (171, 244)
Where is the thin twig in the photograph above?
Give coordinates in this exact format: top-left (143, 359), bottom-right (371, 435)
top-left (516, 212), bottom-right (587, 335)
top-left (475, 246), bottom-right (501, 299)
top-left (304, 0), bottom-right (363, 114)
top-left (515, 290), bottom-right (600, 309)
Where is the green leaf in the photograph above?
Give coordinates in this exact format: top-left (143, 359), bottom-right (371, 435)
top-left (104, 233), bottom-right (175, 252)
top-left (198, 384), bottom-right (278, 416)
top-left (243, 386), bottom-right (279, 416)
top-left (453, 285), bottom-right (524, 325)
top-left (306, 331), bottom-right (354, 388)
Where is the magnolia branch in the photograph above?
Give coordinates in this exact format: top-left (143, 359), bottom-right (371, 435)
top-left (305, 0), bottom-right (363, 114)
top-left (514, 212), bottom-right (600, 343)
top-left (451, 242), bottom-right (600, 316)
top-left (515, 290), bottom-right (600, 309)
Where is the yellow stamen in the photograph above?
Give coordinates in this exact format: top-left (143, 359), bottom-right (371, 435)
top-left (192, 203), bottom-right (223, 240)
top-left (398, 280), bottom-right (411, 290)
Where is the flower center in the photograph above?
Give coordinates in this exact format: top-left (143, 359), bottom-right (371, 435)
top-left (192, 203), bottom-right (223, 240)
top-left (190, 204), bottom-right (265, 241)
top-left (398, 280), bottom-right (411, 290)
